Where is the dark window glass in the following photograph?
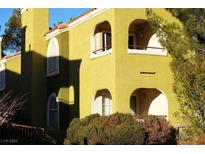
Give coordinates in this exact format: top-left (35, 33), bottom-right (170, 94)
top-left (129, 35), bottom-right (134, 49)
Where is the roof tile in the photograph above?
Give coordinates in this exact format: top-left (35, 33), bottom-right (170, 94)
top-left (45, 8), bottom-right (97, 36)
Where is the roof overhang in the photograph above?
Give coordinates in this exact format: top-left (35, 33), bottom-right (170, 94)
top-left (45, 8), bottom-right (110, 40)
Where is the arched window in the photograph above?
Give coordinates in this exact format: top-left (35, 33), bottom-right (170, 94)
top-left (0, 64), bottom-right (5, 91)
top-left (91, 21), bottom-right (112, 59)
top-left (47, 37), bottom-right (59, 76)
top-left (47, 93), bottom-right (59, 128)
top-left (128, 19), bottom-right (166, 56)
top-left (92, 89), bottom-right (112, 116)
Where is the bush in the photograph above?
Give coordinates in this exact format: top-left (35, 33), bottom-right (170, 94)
top-left (193, 133), bottom-right (205, 145)
top-left (64, 113), bottom-right (144, 145)
top-left (64, 114), bottom-right (100, 144)
top-left (142, 116), bottom-right (177, 145)
top-left (64, 113), bottom-right (177, 145)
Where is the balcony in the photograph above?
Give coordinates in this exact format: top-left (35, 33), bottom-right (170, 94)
top-left (128, 19), bottom-right (167, 56)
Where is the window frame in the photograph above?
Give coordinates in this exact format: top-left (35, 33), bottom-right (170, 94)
top-left (102, 31), bottom-right (112, 51)
top-left (90, 29), bottom-right (112, 59)
top-left (92, 94), bottom-right (112, 116)
top-left (47, 37), bottom-right (60, 77)
top-left (102, 96), bottom-right (112, 116)
top-left (128, 33), bottom-right (136, 49)
top-left (47, 93), bottom-right (60, 129)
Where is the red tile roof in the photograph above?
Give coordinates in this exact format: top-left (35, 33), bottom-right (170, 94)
top-left (45, 8), bottom-right (97, 36)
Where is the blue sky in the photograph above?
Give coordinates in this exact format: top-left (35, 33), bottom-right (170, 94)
top-left (0, 8), bottom-right (90, 36)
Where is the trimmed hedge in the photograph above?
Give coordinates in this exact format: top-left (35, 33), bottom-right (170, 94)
top-left (64, 113), bottom-right (177, 145)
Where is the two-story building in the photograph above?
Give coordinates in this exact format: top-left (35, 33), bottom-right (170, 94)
top-left (0, 8), bottom-right (180, 129)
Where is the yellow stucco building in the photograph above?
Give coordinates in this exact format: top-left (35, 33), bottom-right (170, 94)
top-left (0, 8), bottom-right (180, 129)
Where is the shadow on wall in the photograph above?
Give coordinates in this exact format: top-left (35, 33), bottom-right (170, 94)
top-left (5, 49), bottom-right (81, 131)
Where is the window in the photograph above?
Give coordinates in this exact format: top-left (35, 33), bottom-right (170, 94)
top-left (103, 32), bottom-right (111, 51)
top-left (93, 32), bottom-right (112, 52)
top-left (91, 21), bottom-right (112, 58)
top-left (47, 93), bottom-right (59, 129)
top-left (0, 64), bottom-right (5, 91)
top-left (92, 89), bottom-right (112, 116)
top-left (47, 37), bottom-right (59, 76)
top-left (102, 96), bottom-right (112, 115)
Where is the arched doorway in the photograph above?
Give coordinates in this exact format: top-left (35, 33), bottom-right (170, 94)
top-left (130, 88), bottom-right (168, 118)
top-left (92, 89), bottom-right (112, 116)
top-left (47, 93), bottom-right (59, 128)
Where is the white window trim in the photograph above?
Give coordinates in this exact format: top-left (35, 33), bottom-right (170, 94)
top-left (47, 93), bottom-right (60, 129)
top-left (90, 31), bottom-right (112, 59)
top-left (47, 37), bottom-right (60, 77)
top-left (0, 64), bottom-right (5, 91)
top-left (90, 49), bottom-right (112, 59)
top-left (128, 48), bottom-right (168, 56)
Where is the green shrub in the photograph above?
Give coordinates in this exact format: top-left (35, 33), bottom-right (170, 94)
top-left (64, 113), bottom-right (144, 145)
top-left (64, 113), bottom-right (177, 145)
top-left (142, 116), bottom-right (177, 145)
top-left (99, 122), bottom-right (144, 145)
top-left (64, 114), bottom-right (100, 144)
top-left (64, 118), bottom-right (82, 144)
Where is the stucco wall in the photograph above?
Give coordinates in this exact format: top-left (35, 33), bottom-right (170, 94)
top-left (66, 8), bottom-right (179, 125)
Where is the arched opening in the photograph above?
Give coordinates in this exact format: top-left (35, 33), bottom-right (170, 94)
top-left (128, 19), bottom-right (153, 50)
top-left (128, 19), bottom-right (166, 56)
top-left (130, 88), bottom-right (168, 119)
top-left (47, 93), bottom-right (59, 129)
top-left (47, 37), bottom-right (59, 76)
top-left (92, 89), bottom-right (112, 116)
top-left (91, 21), bottom-right (112, 57)
top-left (0, 64), bottom-right (5, 91)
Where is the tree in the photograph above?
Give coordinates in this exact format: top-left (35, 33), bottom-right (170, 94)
top-left (1, 8), bottom-right (21, 56)
top-left (146, 9), bottom-right (205, 139)
top-left (168, 9), bottom-right (205, 41)
top-left (0, 90), bottom-right (27, 126)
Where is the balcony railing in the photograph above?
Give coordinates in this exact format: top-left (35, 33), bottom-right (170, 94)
top-left (128, 45), bottom-right (164, 50)
top-left (92, 45), bottom-right (112, 54)
top-left (11, 123), bottom-right (45, 138)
